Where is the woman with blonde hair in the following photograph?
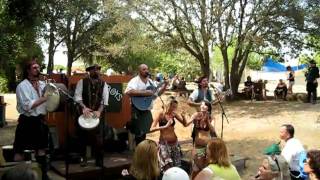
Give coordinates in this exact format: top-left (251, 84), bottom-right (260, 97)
top-left (150, 96), bottom-right (189, 171)
top-left (195, 138), bottom-right (241, 180)
top-left (122, 139), bottom-right (160, 180)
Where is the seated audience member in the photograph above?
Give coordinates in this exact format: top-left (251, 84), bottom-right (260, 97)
top-left (1, 163), bottom-right (38, 180)
top-left (304, 150), bottom-right (320, 180)
top-left (177, 77), bottom-right (187, 90)
top-left (162, 167), bottom-right (189, 180)
top-left (274, 79), bottom-right (288, 99)
top-left (255, 143), bottom-right (290, 180)
top-left (244, 76), bottom-right (254, 99)
top-left (176, 77), bottom-right (189, 97)
top-left (280, 124), bottom-right (305, 180)
top-left (195, 138), bottom-right (241, 180)
top-left (274, 79), bottom-right (288, 100)
top-left (121, 139), bottom-right (160, 180)
top-left (253, 79), bottom-right (266, 100)
top-left (170, 75), bottom-right (180, 90)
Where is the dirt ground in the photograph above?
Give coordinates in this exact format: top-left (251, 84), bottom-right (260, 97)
top-left (1, 78), bottom-right (320, 179)
top-left (147, 93), bottom-right (320, 179)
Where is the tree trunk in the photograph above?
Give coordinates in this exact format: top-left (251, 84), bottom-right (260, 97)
top-left (47, 19), bottom-right (56, 74)
top-left (199, 59), bottom-right (210, 78)
top-left (230, 70), bottom-right (241, 96)
top-left (67, 51), bottom-right (74, 76)
top-left (230, 50), bottom-right (250, 96)
top-left (220, 48), bottom-right (230, 89)
top-left (6, 66), bottom-right (16, 92)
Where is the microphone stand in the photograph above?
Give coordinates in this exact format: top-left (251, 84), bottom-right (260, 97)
top-left (210, 84), bottom-right (229, 139)
top-left (56, 86), bottom-right (77, 180)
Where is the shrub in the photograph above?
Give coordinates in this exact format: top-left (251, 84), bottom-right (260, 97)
top-left (0, 75), bottom-right (9, 93)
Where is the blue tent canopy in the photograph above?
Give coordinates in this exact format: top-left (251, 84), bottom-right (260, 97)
top-left (262, 58), bottom-right (307, 72)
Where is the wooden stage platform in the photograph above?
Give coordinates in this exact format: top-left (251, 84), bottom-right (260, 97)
top-left (51, 152), bottom-right (133, 180)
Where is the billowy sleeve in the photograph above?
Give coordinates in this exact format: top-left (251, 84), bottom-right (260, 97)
top-left (102, 82), bottom-right (109, 105)
top-left (16, 83), bottom-right (34, 112)
top-left (74, 79), bottom-right (83, 103)
top-left (125, 77), bottom-right (137, 93)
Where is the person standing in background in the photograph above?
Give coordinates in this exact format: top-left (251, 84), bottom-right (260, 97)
top-left (287, 66), bottom-right (295, 94)
top-left (305, 60), bottom-right (319, 104)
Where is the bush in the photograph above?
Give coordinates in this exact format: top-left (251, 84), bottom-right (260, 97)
top-left (0, 75), bottom-right (9, 93)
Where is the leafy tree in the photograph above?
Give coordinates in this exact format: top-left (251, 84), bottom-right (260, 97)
top-left (127, 0), bottom-right (305, 95)
top-left (302, 0), bottom-right (320, 61)
top-left (60, 0), bottom-right (105, 76)
top-left (41, 0), bottom-right (65, 74)
top-left (128, 0), bottom-right (217, 77)
top-left (213, 0), bottom-right (304, 94)
top-left (0, 0), bottom-right (44, 91)
top-left (155, 51), bottom-right (201, 80)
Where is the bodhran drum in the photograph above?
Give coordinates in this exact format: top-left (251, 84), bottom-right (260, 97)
top-left (44, 83), bottom-right (68, 112)
top-left (78, 114), bottom-right (100, 130)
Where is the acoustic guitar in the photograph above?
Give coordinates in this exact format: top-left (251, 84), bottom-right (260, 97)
top-left (131, 81), bottom-right (166, 111)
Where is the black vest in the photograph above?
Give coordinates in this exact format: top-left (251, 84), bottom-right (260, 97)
top-left (82, 77), bottom-right (104, 110)
top-left (195, 89), bottom-right (213, 103)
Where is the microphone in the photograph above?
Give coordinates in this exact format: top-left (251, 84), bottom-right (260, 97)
top-left (146, 72), bottom-right (152, 78)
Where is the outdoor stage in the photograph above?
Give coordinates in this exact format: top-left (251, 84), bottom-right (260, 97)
top-left (51, 151), bottom-right (133, 180)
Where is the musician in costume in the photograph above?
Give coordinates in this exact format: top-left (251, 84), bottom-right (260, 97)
top-left (305, 60), bottom-right (319, 104)
top-left (74, 64), bottom-right (109, 166)
top-left (125, 64), bottom-right (168, 145)
top-left (187, 76), bottom-right (218, 107)
top-left (13, 59), bottom-right (50, 180)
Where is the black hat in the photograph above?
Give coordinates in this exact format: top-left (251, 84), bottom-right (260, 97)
top-left (85, 64), bottom-right (101, 71)
top-left (309, 60), bottom-right (317, 64)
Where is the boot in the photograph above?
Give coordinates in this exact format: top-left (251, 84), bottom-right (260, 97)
top-left (36, 155), bottom-right (50, 180)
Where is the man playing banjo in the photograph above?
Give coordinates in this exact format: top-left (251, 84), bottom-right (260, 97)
top-left (14, 58), bottom-right (50, 180)
top-left (74, 64), bottom-right (109, 167)
top-left (125, 64), bottom-right (168, 146)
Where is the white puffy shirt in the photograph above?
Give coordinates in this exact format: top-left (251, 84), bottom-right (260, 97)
top-left (281, 138), bottom-right (305, 171)
top-left (16, 79), bottom-right (47, 116)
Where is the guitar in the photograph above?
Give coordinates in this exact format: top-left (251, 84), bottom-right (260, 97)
top-left (131, 81), bottom-right (166, 111)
